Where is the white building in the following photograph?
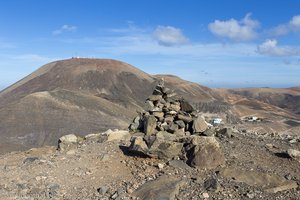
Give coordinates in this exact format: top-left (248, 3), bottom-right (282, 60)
top-left (212, 118), bottom-right (222, 125)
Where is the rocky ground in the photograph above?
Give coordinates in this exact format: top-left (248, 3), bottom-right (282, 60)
top-left (1, 84), bottom-right (299, 200)
top-left (0, 127), bottom-right (299, 200)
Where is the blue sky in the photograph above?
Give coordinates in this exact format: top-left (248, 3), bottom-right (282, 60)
top-left (0, 0), bottom-right (300, 89)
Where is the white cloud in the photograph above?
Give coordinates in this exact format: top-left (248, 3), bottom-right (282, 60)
top-left (52, 25), bottom-right (77, 35)
top-left (268, 25), bottom-right (289, 36)
top-left (269, 15), bottom-right (300, 36)
top-left (153, 26), bottom-right (189, 46)
top-left (208, 13), bottom-right (260, 41)
top-left (93, 33), bottom-right (257, 59)
top-left (289, 15), bottom-right (300, 30)
top-left (257, 39), bottom-right (300, 57)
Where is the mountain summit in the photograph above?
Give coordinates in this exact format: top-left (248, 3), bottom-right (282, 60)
top-left (0, 58), bottom-right (220, 153)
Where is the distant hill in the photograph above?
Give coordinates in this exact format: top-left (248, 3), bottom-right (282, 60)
top-left (0, 58), bottom-right (221, 153)
top-left (0, 58), bottom-right (299, 153)
top-left (219, 88), bottom-right (300, 115)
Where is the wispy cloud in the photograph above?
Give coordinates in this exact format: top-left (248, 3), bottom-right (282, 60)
top-left (96, 36), bottom-right (256, 58)
top-left (104, 21), bottom-right (148, 34)
top-left (0, 53), bottom-right (56, 67)
top-left (269, 15), bottom-right (300, 36)
top-left (153, 26), bottom-right (189, 46)
top-left (56, 24), bottom-right (256, 58)
top-left (12, 54), bottom-right (54, 62)
top-left (0, 40), bottom-right (16, 49)
top-left (257, 39), bottom-right (300, 57)
top-left (52, 25), bottom-right (77, 35)
top-left (0, 53), bottom-right (57, 90)
top-left (208, 13), bottom-right (260, 41)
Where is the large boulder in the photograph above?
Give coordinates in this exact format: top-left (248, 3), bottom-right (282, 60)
top-left (58, 134), bottom-right (78, 152)
top-left (287, 149), bottom-right (300, 163)
top-left (187, 136), bottom-right (225, 169)
top-left (220, 168), bottom-right (298, 193)
top-left (148, 136), bottom-right (183, 160)
top-left (192, 116), bottom-right (208, 133)
top-left (133, 176), bottom-right (184, 200)
top-left (106, 130), bottom-right (131, 142)
top-left (129, 131), bottom-right (184, 160)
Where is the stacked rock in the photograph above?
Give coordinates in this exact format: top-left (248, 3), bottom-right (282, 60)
top-left (129, 83), bottom-right (209, 136)
top-left (127, 83), bottom-right (225, 170)
top-left (129, 83), bottom-right (225, 169)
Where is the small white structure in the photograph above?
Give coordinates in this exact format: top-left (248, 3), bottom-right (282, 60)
top-left (212, 118), bottom-right (222, 125)
top-left (243, 116), bottom-right (261, 122)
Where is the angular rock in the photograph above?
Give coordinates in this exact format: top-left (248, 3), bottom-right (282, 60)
top-left (168, 110), bottom-right (177, 115)
top-left (220, 168), bottom-right (298, 193)
top-left (192, 116), bottom-right (208, 133)
top-left (152, 112), bottom-right (164, 119)
top-left (107, 130), bottom-right (131, 142)
top-left (162, 87), bottom-right (171, 94)
top-left (161, 122), bottom-right (169, 130)
top-left (58, 134), bottom-right (78, 152)
top-left (23, 157), bottom-right (40, 164)
top-left (151, 107), bottom-right (162, 112)
top-left (129, 123), bottom-right (139, 131)
top-left (97, 186), bottom-right (108, 196)
top-left (166, 92), bottom-right (177, 98)
top-left (144, 100), bottom-right (155, 111)
top-left (204, 178), bottom-right (220, 191)
top-left (157, 163), bottom-right (164, 169)
top-left (129, 136), bottom-right (149, 155)
top-left (129, 116), bottom-right (143, 131)
top-left (156, 131), bottom-right (177, 141)
top-left (133, 176), bottom-right (184, 200)
top-left (168, 160), bottom-right (191, 170)
top-left (148, 95), bottom-right (163, 101)
top-left (47, 183), bottom-right (60, 198)
top-left (66, 149), bottom-right (76, 155)
top-left (164, 116), bottom-right (174, 123)
top-left (148, 132), bottom-right (183, 159)
top-left (180, 100), bottom-right (194, 113)
top-left (265, 182), bottom-right (299, 193)
top-left (188, 136), bottom-right (224, 169)
top-left (216, 127), bottom-right (233, 138)
top-left (84, 133), bottom-right (101, 141)
top-left (170, 103), bottom-right (181, 112)
top-left (177, 114), bottom-right (193, 123)
top-left (144, 135), bottom-right (156, 148)
top-left (202, 192), bottom-right (209, 198)
top-left (164, 102), bottom-right (171, 109)
top-left (144, 115), bottom-right (157, 135)
top-left (174, 128), bottom-right (185, 137)
top-left (202, 128), bottom-right (215, 136)
top-left (133, 115), bottom-right (141, 124)
top-left (287, 149), bottom-right (300, 162)
top-left (59, 134), bottom-right (78, 143)
top-left (175, 120), bottom-right (185, 128)
top-left (152, 88), bottom-right (163, 95)
top-left (167, 123), bottom-right (179, 133)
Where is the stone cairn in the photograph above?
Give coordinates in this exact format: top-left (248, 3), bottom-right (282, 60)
top-left (128, 82), bottom-right (225, 169)
top-left (129, 81), bottom-right (209, 136)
